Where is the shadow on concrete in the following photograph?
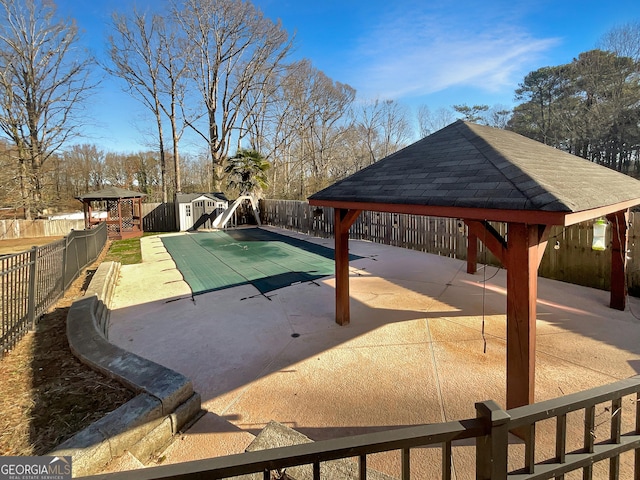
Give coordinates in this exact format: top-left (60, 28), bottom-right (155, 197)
top-left (106, 229), bottom-right (640, 473)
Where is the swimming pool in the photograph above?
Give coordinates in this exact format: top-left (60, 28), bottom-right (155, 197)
top-left (161, 228), bottom-right (360, 296)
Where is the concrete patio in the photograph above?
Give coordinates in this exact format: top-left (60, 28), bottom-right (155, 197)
top-left (106, 226), bottom-right (640, 478)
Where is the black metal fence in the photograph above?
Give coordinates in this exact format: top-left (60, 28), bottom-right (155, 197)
top-left (85, 375), bottom-right (640, 480)
top-left (1, 222), bottom-right (107, 353)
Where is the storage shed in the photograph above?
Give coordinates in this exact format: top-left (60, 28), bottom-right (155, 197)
top-left (175, 193), bottom-right (229, 231)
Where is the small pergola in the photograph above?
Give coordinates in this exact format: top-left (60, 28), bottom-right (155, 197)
top-left (77, 186), bottom-right (146, 240)
top-left (309, 120), bottom-right (640, 409)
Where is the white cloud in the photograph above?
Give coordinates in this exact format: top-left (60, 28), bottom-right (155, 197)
top-left (346, 3), bottom-right (560, 101)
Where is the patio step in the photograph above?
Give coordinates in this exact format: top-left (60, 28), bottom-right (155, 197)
top-left (101, 451), bottom-right (146, 473)
top-left (244, 421), bottom-right (396, 480)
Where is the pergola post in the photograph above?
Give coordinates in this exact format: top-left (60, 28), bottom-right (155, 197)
top-left (334, 208), bottom-right (362, 326)
top-left (465, 220), bottom-right (550, 409)
top-left (504, 223), bottom-right (550, 409)
top-left (117, 198), bottom-right (123, 235)
top-left (82, 201), bottom-right (91, 229)
top-left (607, 210), bottom-right (628, 311)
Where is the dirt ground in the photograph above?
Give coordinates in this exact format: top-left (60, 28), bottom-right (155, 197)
top-left (0, 244), bottom-right (134, 456)
top-left (0, 236), bottom-right (64, 255)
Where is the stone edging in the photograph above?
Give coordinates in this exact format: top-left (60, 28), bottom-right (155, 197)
top-left (50, 262), bottom-right (201, 477)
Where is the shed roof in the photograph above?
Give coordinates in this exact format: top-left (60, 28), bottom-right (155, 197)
top-left (309, 121), bottom-right (640, 225)
top-left (175, 192), bottom-right (229, 204)
top-left (77, 186), bottom-right (146, 201)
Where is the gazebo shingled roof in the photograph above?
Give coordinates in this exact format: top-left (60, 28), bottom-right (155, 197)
top-left (310, 120), bottom-right (640, 223)
top-left (77, 186), bottom-right (146, 201)
top-left (308, 120), bottom-right (640, 409)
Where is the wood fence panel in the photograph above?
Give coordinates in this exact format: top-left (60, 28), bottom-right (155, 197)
top-left (538, 223), bottom-right (610, 290)
top-left (0, 219), bottom-right (84, 240)
top-left (142, 202), bottom-right (176, 232)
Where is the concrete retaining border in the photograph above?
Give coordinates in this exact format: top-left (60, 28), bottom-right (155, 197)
top-left (51, 261), bottom-right (202, 477)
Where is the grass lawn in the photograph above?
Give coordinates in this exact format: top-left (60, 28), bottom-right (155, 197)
top-left (104, 232), bottom-right (163, 265)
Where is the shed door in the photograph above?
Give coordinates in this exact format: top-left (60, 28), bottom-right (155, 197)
top-left (193, 201), bottom-right (205, 221)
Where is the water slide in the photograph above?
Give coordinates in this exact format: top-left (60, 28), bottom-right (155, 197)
top-left (212, 195), bottom-right (261, 228)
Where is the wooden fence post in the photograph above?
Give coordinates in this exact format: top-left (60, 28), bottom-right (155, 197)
top-left (475, 400), bottom-right (510, 480)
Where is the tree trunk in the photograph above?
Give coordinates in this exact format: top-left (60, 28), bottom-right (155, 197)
top-left (19, 158), bottom-right (31, 220)
top-left (170, 105), bottom-right (181, 195)
top-left (154, 105), bottom-right (168, 203)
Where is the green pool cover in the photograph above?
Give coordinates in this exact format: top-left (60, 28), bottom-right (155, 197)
top-left (161, 228), bottom-right (361, 295)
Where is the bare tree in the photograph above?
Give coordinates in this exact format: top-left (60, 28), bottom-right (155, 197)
top-left (354, 100), bottom-right (383, 166)
top-left (276, 60), bottom-right (355, 195)
top-left (242, 66), bottom-right (296, 198)
top-left (485, 105), bottom-right (512, 129)
top-left (174, 0), bottom-right (293, 190)
top-left (62, 144), bottom-right (105, 196)
top-left (0, 0), bottom-right (94, 219)
top-left (599, 20), bottom-right (640, 62)
top-left (156, 16), bottom-right (190, 195)
top-left (354, 99), bottom-right (412, 164)
top-left (0, 139), bottom-right (21, 210)
top-left (376, 99), bottom-right (412, 158)
top-left (108, 8), bottom-right (189, 202)
top-left (417, 105), bottom-right (456, 137)
top-left (103, 151), bottom-right (135, 188)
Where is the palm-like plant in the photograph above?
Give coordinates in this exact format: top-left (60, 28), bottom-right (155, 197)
top-left (224, 149), bottom-right (270, 195)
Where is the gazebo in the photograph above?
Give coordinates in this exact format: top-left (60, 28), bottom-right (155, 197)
top-left (309, 120), bottom-right (640, 409)
top-left (77, 186), bottom-right (146, 240)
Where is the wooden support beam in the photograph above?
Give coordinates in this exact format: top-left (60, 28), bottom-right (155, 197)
top-left (534, 224), bottom-right (552, 268)
top-left (334, 208), bottom-right (362, 326)
top-left (465, 220), bottom-right (507, 265)
top-left (505, 223), bottom-right (541, 409)
top-left (467, 230), bottom-right (478, 274)
top-left (607, 210), bottom-right (628, 311)
top-left (84, 202), bottom-right (91, 230)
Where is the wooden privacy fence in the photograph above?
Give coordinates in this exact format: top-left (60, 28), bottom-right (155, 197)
top-left (0, 203), bottom-right (175, 241)
top-left (142, 202), bottom-right (176, 232)
top-left (0, 218), bottom-right (85, 240)
top-left (260, 199), bottom-right (640, 294)
top-left (1, 222), bottom-right (107, 353)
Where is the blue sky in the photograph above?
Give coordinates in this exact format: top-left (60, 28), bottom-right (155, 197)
top-left (54, 0), bottom-right (640, 154)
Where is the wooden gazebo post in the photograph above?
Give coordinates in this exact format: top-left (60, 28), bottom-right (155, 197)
top-left (608, 209), bottom-right (628, 311)
top-left (465, 220), bottom-right (550, 408)
top-left (504, 223), bottom-right (550, 408)
top-left (334, 208), bottom-right (361, 326)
